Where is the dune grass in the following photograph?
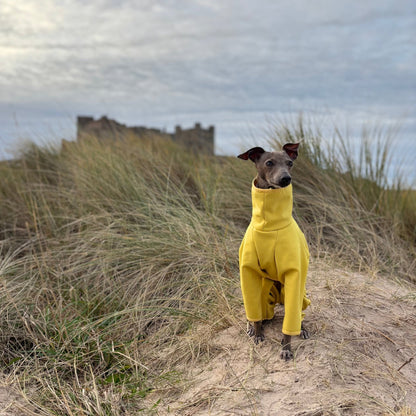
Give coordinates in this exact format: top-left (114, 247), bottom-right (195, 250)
top-left (0, 122), bottom-right (414, 414)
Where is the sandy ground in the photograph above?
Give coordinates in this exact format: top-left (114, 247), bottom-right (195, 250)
top-left (148, 262), bottom-right (416, 415)
top-left (0, 383), bottom-right (28, 416)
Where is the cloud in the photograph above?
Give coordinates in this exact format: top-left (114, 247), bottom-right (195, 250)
top-left (0, 0), bottom-right (415, 164)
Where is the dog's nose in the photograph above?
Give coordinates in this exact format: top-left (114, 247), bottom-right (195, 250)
top-left (279, 176), bottom-right (291, 187)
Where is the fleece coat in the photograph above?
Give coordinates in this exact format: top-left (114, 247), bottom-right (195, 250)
top-left (239, 182), bottom-right (311, 336)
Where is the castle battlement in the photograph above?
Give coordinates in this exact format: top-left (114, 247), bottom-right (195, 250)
top-left (76, 116), bottom-right (214, 154)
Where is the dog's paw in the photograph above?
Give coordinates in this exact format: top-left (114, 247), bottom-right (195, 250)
top-left (281, 336), bottom-right (293, 360)
top-left (300, 328), bottom-right (309, 339)
top-left (247, 322), bottom-right (264, 344)
top-left (254, 334), bottom-right (265, 344)
top-left (247, 324), bottom-right (255, 337)
top-left (247, 326), bottom-right (265, 344)
top-left (280, 348), bottom-right (293, 361)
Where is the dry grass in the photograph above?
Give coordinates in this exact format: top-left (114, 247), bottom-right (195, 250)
top-left (0, 122), bottom-right (415, 414)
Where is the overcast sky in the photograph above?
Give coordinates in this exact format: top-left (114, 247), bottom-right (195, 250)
top-left (1, 0), bottom-right (415, 180)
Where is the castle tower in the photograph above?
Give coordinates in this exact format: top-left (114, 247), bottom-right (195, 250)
top-left (77, 116), bottom-right (94, 140)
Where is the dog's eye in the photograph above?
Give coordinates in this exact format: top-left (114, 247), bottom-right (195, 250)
top-left (287, 160), bottom-right (293, 167)
top-left (265, 160), bottom-right (274, 167)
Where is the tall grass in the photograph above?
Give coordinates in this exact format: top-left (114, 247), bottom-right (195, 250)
top-left (0, 123), bottom-right (414, 414)
top-left (0, 137), bottom-right (242, 414)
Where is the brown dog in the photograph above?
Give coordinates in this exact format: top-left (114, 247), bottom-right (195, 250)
top-left (238, 143), bottom-right (310, 360)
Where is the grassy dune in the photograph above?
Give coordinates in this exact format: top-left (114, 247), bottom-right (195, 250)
top-left (0, 122), bottom-right (415, 414)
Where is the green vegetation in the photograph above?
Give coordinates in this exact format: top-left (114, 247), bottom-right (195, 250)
top-left (0, 121), bottom-right (414, 414)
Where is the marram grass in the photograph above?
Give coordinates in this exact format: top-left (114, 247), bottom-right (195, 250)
top-left (0, 123), bottom-right (414, 414)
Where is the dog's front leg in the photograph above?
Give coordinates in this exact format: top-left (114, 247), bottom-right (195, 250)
top-left (247, 321), bottom-right (264, 344)
top-left (280, 334), bottom-right (293, 360)
top-left (281, 323), bottom-right (309, 360)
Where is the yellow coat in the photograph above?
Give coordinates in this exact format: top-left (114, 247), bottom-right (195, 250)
top-left (239, 182), bottom-right (311, 336)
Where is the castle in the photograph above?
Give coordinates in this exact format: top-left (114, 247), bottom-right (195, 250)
top-left (76, 116), bottom-right (215, 154)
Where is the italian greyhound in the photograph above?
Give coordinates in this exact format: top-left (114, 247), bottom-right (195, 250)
top-left (238, 143), bottom-right (310, 360)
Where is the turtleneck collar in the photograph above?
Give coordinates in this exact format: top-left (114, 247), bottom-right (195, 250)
top-left (251, 180), bottom-right (293, 231)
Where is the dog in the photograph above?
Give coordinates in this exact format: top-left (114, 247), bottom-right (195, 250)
top-left (238, 143), bottom-right (310, 360)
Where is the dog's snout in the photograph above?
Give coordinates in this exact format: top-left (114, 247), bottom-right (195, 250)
top-left (279, 176), bottom-right (291, 187)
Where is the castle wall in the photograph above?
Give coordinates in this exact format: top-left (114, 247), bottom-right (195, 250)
top-left (76, 116), bottom-right (214, 154)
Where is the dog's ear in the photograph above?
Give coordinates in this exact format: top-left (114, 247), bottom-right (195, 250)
top-left (282, 143), bottom-right (300, 160)
top-left (237, 147), bottom-right (266, 163)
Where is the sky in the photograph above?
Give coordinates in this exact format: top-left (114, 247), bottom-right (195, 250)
top-left (0, 0), bottom-right (415, 182)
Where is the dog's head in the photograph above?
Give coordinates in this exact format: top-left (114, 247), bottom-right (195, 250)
top-left (238, 143), bottom-right (299, 189)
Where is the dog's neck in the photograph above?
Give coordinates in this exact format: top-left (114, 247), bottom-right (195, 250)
top-left (250, 181), bottom-right (293, 231)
